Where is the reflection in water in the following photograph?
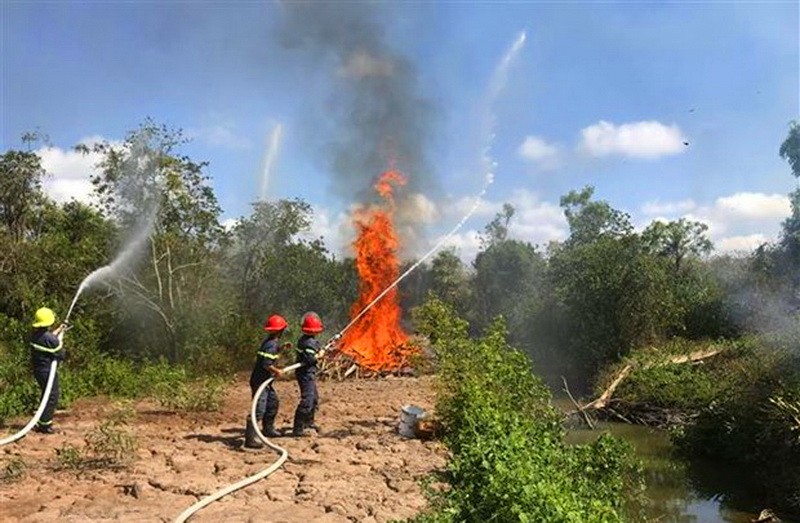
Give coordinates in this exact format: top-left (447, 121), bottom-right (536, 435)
top-left (565, 420), bottom-right (795, 523)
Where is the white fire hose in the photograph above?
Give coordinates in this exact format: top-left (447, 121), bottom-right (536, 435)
top-left (0, 360), bottom-right (58, 447)
top-left (174, 360), bottom-right (304, 523)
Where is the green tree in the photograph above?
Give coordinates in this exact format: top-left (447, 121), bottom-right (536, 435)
top-left (86, 120), bottom-right (226, 363)
top-left (428, 248), bottom-right (471, 313)
top-left (473, 239), bottom-right (545, 334)
top-left (779, 120), bottom-right (800, 179)
top-left (642, 218), bottom-right (713, 272)
top-left (0, 149), bottom-right (46, 241)
top-left (228, 198), bottom-right (313, 318)
top-left (560, 186), bottom-right (633, 245)
top-left (546, 190), bottom-right (677, 383)
top-left (228, 198), bottom-right (357, 330)
top-left (478, 202), bottom-right (514, 248)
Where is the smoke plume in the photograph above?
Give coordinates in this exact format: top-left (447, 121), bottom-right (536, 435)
top-left (279, 3), bottom-right (436, 205)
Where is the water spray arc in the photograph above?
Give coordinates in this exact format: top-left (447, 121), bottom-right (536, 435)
top-left (0, 212), bottom-right (158, 448)
top-left (173, 30), bottom-right (526, 521)
top-left (260, 123), bottom-right (284, 201)
top-left (65, 211), bottom-right (157, 322)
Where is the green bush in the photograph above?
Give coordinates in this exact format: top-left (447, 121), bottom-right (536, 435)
top-left (2, 456), bottom-right (27, 483)
top-left (408, 297), bottom-right (642, 523)
top-left (675, 342), bottom-right (800, 513)
top-left (53, 406), bottom-right (138, 471)
top-left (614, 335), bottom-right (800, 514)
top-left (154, 375), bottom-right (226, 412)
top-left (0, 347), bottom-right (192, 425)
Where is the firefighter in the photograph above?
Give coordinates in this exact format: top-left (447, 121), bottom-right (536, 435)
top-left (245, 314), bottom-right (291, 449)
top-left (30, 307), bottom-right (67, 434)
top-left (292, 312), bottom-right (324, 437)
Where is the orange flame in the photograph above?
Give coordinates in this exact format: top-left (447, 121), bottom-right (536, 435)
top-left (342, 170), bottom-right (415, 371)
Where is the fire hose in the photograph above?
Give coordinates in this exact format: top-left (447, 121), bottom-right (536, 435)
top-left (174, 337), bottom-right (341, 523)
top-left (0, 360), bottom-right (59, 447)
top-left (172, 176), bottom-right (488, 520)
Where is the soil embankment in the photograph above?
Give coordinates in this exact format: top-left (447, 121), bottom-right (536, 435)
top-left (1, 375), bottom-right (445, 522)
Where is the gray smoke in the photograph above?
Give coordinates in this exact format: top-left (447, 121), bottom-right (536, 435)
top-left (279, 3), bottom-right (436, 204)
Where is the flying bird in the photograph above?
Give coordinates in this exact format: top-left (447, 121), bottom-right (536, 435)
top-left (683, 141), bottom-right (690, 146)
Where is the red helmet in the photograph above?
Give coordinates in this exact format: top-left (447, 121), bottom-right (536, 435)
top-left (301, 312), bottom-right (324, 334)
top-left (263, 314), bottom-right (288, 332)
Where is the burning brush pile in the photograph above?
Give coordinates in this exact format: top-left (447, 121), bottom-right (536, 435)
top-left (337, 170), bottom-right (419, 374)
top-left (280, 5), bottom-right (438, 375)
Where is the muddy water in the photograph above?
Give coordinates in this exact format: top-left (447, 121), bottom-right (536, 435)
top-left (566, 420), bottom-right (795, 522)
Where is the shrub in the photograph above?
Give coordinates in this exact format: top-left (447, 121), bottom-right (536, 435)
top-left (154, 376), bottom-right (226, 412)
top-left (2, 457), bottom-right (27, 483)
top-left (85, 418), bottom-right (138, 468)
top-left (53, 406), bottom-right (138, 471)
top-left (617, 335), bottom-right (800, 514)
top-left (408, 297), bottom-right (642, 523)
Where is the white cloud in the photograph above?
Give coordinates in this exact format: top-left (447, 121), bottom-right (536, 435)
top-left (716, 234), bottom-right (769, 253)
top-left (518, 135), bottom-right (560, 168)
top-left (36, 137), bottom-right (107, 204)
top-left (449, 195), bottom-right (498, 220)
top-left (714, 192), bottom-right (790, 220)
top-left (438, 229), bottom-right (483, 264)
top-left (506, 189), bottom-right (567, 243)
top-left (188, 124), bottom-right (251, 150)
top-left (637, 191), bottom-right (791, 255)
top-left (435, 189), bottom-right (568, 262)
top-left (579, 120), bottom-right (687, 159)
top-left (221, 218), bottom-right (240, 231)
top-left (641, 199), bottom-right (697, 216)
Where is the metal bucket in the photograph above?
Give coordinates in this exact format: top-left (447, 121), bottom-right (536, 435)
top-left (399, 404), bottom-right (427, 439)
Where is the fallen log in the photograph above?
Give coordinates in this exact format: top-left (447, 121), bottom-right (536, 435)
top-left (582, 364), bottom-right (632, 411)
top-left (568, 345), bottom-right (725, 421)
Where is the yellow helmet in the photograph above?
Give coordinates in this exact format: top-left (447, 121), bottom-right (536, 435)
top-left (32, 307), bottom-right (56, 328)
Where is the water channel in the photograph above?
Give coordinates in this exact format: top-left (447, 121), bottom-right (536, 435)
top-left (566, 420), bottom-right (796, 522)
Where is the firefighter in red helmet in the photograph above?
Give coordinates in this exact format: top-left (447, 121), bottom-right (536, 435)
top-left (292, 312), bottom-right (324, 437)
top-left (245, 314), bottom-right (291, 449)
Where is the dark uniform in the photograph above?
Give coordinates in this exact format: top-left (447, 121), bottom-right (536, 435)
top-left (30, 328), bottom-right (64, 432)
top-left (292, 334), bottom-right (320, 435)
top-left (249, 337), bottom-right (281, 432)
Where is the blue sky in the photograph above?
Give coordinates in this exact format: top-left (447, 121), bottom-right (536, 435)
top-left (2, 1), bottom-right (798, 260)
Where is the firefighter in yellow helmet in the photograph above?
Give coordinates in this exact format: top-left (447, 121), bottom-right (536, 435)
top-left (30, 307), bottom-right (68, 434)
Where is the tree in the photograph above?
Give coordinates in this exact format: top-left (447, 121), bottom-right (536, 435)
top-left (85, 120), bottom-right (226, 362)
top-left (473, 239), bottom-right (546, 339)
top-left (479, 203), bottom-right (515, 248)
top-left (642, 218), bottom-right (713, 272)
top-left (429, 248), bottom-right (471, 312)
top-left (559, 186), bottom-right (632, 245)
top-left (767, 122), bottom-right (800, 304)
top-left (779, 120), bottom-right (800, 179)
top-left (0, 149), bottom-right (46, 241)
top-left (228, 198), bottom-right (357, 329)
top-left (228, 198), bottom-right (313, 317)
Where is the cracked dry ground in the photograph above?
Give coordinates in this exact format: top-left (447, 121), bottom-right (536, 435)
top-left (1, 375), bottom-right (445, 522)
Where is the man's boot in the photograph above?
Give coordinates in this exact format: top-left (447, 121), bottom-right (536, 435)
top-left (291, 411), bottom-right (307, 437)
top-left (244, 418), bottom-right (263, 449)
top-left (262, 414), bottom-right (281, 438)
top-left (307, 410), bottom-right (321, 433)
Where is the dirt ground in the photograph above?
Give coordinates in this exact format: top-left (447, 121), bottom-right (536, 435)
top-left (0, 375), bottom-right (446, 522)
